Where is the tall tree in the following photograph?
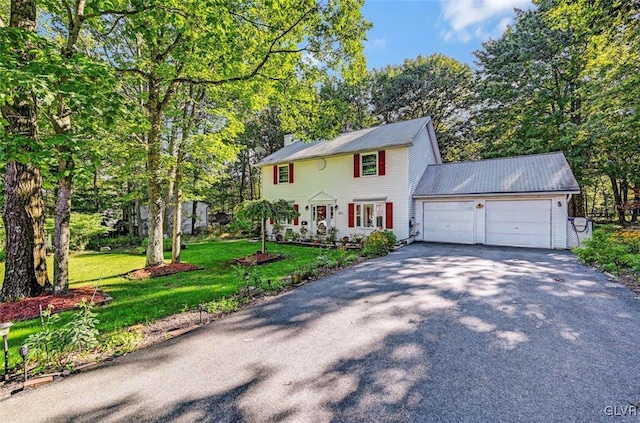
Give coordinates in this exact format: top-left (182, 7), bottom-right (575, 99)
top-left (0, 0), bottom-right (51, 299)
top-left (103, 0), bottom-right (368, 267)
top-left (474, 2), bottom-right (589, 214)
top-left (371, 54), bottom-right (476, 161)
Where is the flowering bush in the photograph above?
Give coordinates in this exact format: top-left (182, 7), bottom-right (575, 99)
top-left (362, 230), bottom-right (397, 257)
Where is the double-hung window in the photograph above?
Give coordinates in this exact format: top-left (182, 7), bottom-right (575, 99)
top-left (278, 165), bottom-right (289, 183)
top-left (360, 153), bottom-right (377, 176)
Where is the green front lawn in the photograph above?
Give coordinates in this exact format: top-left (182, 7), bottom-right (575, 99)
top-left (0, 240), bottom-right (350, 372)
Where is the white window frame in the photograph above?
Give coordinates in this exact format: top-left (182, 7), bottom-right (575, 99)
top-left (360, 152), bottom-right (378, 177)
top-left (278, 165), bottom-right (289, 183)
top-left (354, 202), bottom-right (385, 229)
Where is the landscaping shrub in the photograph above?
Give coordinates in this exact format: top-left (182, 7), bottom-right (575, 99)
top-left (575, 227), bottom-right (640, 276)
top-left (225, 218), bottom-right (254, 237)
top-left (45, 213), bottom-right (112, 251)
top-left (25, 300), bottom-right (100, 371)
top-left (87, 235), bottom-right (134, 251)
top-left (362, 230), bottom-right (396, 257)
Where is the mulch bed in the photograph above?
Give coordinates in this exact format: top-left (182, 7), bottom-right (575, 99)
top-left (126, 263), bottom-right (203, 280)
top-left (0, 287), bottom-right (111, 323)
top-left (618, 274), bottom-right (640, 296)
top-left (232, 253), bottom-right (283, 266)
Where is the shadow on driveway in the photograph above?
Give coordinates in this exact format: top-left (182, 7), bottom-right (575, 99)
top-left (3, 243), bottom-right (640, 423)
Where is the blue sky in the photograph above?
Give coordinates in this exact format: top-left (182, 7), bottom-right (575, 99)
top-left (362, 0), bottom-right (533, 69)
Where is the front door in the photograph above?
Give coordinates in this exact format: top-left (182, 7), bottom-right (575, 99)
top-left (311, 204), bottom-right (336, 237)
top-left (313, 205), bottom-right (327, 236)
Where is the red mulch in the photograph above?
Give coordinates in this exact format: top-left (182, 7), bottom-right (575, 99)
top-left (233, 253), bottom-right (283, 266)
top-left (126, 263), bottom-right (203, 280)
top-left (0, 287), bottom-right (109, 323)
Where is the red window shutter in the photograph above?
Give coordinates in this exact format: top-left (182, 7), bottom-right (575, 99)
top-left (289, 163), bottom-right (294, 184)
top-left (294, 204), bottom-right (299, 225)
top-left (353, 154), bottom-right (360, 178)
top-left (273, 165), bottom-right (278, 185)
top-left (385, 202), bottom-right (393, 229)
top-left (378, 150), bottom-right (386, 176)
top-left (348, 203), bottom-right (355, 227)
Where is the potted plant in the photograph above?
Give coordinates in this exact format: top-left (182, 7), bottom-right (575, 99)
top-left (299, 225), bottom-right (309, 241)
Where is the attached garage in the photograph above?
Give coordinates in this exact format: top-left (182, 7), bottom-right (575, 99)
top-left (485, 200), bottom-right (551, 248)
top-left (423, 201), bottom-right (475, 244)
top-left (413, 152), bottom-right (580, 249)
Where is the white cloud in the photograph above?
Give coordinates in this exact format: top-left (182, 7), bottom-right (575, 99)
top-left (368, 37), bottom-right (387, 51)
top-left (439, 0), bottom-right (532, 42)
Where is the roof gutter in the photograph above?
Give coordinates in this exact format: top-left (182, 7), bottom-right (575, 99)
top-left (255, 142), bottom-right (414, 168)
top-left (413, 190), bottom-right (581, 199)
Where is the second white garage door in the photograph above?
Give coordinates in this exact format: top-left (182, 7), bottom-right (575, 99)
top-left (423, 201), bottom-right (475, 244)
top-left (485, 200), bottom-right (551, 248)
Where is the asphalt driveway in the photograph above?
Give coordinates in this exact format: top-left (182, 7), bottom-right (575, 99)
top-left (1, 243), bottom-right (639, 422)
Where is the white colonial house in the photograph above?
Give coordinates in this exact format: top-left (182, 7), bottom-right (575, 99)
top-left (257, 117), bottom-right (581, 249)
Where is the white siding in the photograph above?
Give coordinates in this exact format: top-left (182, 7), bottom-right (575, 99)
top-left (552, 195), bottom-right (568, 249)
top-left (261, 146), bottom-right (412, 240)
top-left (407, 125), bottom-right (438, 227)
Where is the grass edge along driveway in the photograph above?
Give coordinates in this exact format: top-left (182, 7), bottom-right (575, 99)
top-left (0, 240), bottom-right (356, 372)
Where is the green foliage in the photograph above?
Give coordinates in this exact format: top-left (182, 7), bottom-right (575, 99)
top-left (1, 240), bottom-right (353, 371)
top-left (100, 329), bottom-right (142, 357)
top-left (44, 213), bottom-right (112, 251)
top-left (574, 228), bottom-right (640, 276)
top-left (203, 297), bottom-right (241, 315)
top-left (371, 54), bottom-right (477, 161)
top-left (87, 236), bottom-right (134, 251)
top-left (362, 230), bottom-right (396, 257)
top-left (24, 300), bottom-right (100, 371)
top-left (225, 218), bottom-right (254, 237)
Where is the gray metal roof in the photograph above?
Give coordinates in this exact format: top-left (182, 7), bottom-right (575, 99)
top-left (413, 152), bottom-right (580, 197)
top-left (257, 117), bottom-right (431, 166)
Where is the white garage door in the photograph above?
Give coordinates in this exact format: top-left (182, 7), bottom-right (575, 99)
top-left (485, 200), bottom-right (551, 248)
top-left (423, 201), bottom-right (475, 244)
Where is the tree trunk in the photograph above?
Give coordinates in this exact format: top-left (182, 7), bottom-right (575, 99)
top-left (53, 170), bottom-right (72, 294)
top-left (609, 174), bottom-right (626, 225)
top-left (93, 168), bottom-right (99, 212)
top-left (632, 186), bottom-right (640, 222)
top-left (171, 192), bottom-right (182, 264)
top-left (145, 82), bottom-right (165, 267)
top-left (135, 198), bottom-right (143, 242)
top-left (0, 0), bottom-right (51, 300)
top-left (126, 182), bottom-right (136, 245)
top-left (191, 198), bottom-right (197, 235)
top-left (1, 163), bottom-right (48, 300)
top-left (191, 168), bottom-right (199, 234)
top-left (171, 148), bottom-right (185, 264)
top-left (164, 122), bottom-right (178, 234)
top-left (261, 217), bottom-right (267, 255)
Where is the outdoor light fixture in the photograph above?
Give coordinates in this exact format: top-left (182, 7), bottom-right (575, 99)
top-left (198, 303), bottom-right (204, 325)
top-left (305, 205), bottom-right (309, 211)
top-left (0, 322), bottom-right (12, 381)
top-left (19, 345), bottom-right (29, 382)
